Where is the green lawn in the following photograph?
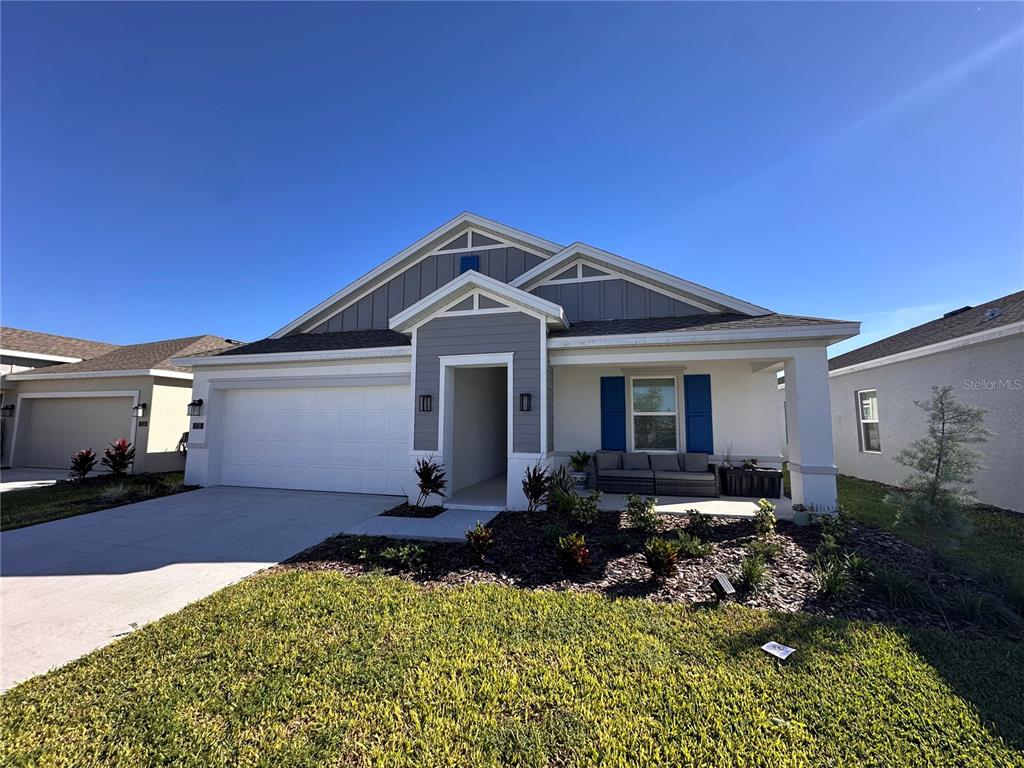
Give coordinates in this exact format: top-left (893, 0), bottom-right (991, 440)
top-left (2, 572), bottom-right (1022, 767)
top-left (837, 474), bottom-right (1024, 607)
top-left (1, 472), bottom-right (193, 531)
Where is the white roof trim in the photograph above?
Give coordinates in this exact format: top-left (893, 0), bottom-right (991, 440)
top-left (389, 270), bottom-right (568, 332)
top-left (510, 242), bottom-right (773, 316)
top-left (0, 349), bottom-right (83, 364)
top-left (829, 319), bottom-right (1024, 377)
top-left (547, 322), bottom-right (860, 350)
top-left (271, 212), bottom-right (564, 338)
top-left (174, 346), bottom-right (412, 368)
top-left (6, 368), bottom-right (193, 381)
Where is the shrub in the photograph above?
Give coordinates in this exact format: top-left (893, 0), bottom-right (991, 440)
top-left (541, 524), bottom-right (566, 546)
top-left (100, 438), bottom-right (135, 476)
top-left (685, 509), bottom-right (713, 540)
top-left (603, 532), bottom-right (634, 554)
top-left (568, 450), bottom-right (592, 473)
top-left (814, 559), bottom-right (851, 601)
top-left (873, 566), bottom-right (924, 610)
top-left (813, 534), bottom-right (841, 569)
top-left (820, 504), bottom-right (853, 545)
top-left (549, 486), bottom-right (579, 516)
top-left (754, 499), bottom-right (776, 539)
top-left (843, 551), bottom-right (874, 582)
top-left (380, 543), bottom-right (427, 571)
top-left (570, 490), bottom-right (601, 525)
top-left (625, 494), bottom-right (659, 533)
top-left (643, 537), bottom-right (680, 581)
top-left (948, 588), bottom-right (1023, 632)
top-left (522, 463), bottom-right (550, 513)
top-left (98, 483), bottom-right (135, 504)
top-left (676, 530), bottom-right (714, 557)
top-left (556, 533), bottom-right (589, 571)
top-left (465, 521), bottom-right (494, 562)
top-left (550, 464), bottom-right (575, 496)
top-left (738, 555), bottom-right (768, 592)
top-left (68, 448), bottom-right (97, 480)
top-left (413, 456), bottom-right (447, 509)
top-left (746, 539), bottom-right (781, 562)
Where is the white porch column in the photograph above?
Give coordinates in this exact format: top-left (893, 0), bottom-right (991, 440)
top-left (783, 347), bottom-right (838, 511)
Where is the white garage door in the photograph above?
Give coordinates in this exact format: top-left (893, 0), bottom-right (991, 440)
top-left (18, 396), bottom-right (134, 469)
top-left (217, 385), bottom-right (410, 495)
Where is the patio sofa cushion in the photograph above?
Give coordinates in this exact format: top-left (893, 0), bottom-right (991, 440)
top-left (649, 453), bottom-right (680, 472)
top-left (622, 452), bottom-right (651, 470)
top-left (653, 470), bottom-right (716, 482)
top-left (600, 469), bottom-right (655, 479)
top-left (595, 451), bottom-right (622, 471)
top-left (683, 452), bottom-right (710, 473)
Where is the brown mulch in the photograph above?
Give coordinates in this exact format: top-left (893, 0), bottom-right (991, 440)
top-left (278, 509), bottom-right (1023, 641)
top-left (380, 502), bottom-right (446, 519)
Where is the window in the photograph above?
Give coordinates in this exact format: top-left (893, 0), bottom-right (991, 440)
top-left (632, 377), bottom-right (677, 451)
top-left (857, 389), bottom-right (881, 453)
top-left (459, 255), bottom-right (479, 274)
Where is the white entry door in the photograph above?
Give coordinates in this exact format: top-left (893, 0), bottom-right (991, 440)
top-left (216, 385), bottom-right (410, 495)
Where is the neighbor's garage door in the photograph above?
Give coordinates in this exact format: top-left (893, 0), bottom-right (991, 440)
top-left (18, 396), bottom-right (134, 469)
top-left (217, 385), bottom-right (410, 495)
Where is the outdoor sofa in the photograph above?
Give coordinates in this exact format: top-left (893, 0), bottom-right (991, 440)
top-left (593, 451), bottom-right (719, 497)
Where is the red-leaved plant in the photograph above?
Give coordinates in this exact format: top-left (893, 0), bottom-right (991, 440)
top-left (464, 521), bottom-right (495, 562)
top-left (556, 532), bottom-right (590, 572)
top-left (100, 438), bottom-right (135, 476)
top-left (69, 448), bottom-right (98, 480)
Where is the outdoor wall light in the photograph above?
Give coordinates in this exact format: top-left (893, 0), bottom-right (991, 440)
top-left (187, 399), bottom-right (204, 417)
top-left (418, 394), bottom-right (432, 412)
top-left (0, 403), bottom-right (14, 418)
top-left (519, 393), bottom-right (532, 412)
top-left (132, 402), bottom-right (147, 419)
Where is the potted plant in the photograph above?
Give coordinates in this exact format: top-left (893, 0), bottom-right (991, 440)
top-left (567, 450), bottom-right (591, 490)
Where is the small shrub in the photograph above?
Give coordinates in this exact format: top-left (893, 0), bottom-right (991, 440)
top-left (675, 530), bottom-right (714, 557)
top-left (873, 566), bottom-right (924, 610)
top-left (100, 438), bottom-right (135, 476)
top-left (819, 504), bottom-right (853, 545)
top-left (98, 483), bottom-right (135, 504)
top-left (738, 555), bottom-right (768, 592)
top-left (814, 559), bottom-right (851, 601)
top-left (746, 539), bottom-right (781, 562)
top-left (754, 499), bottom-right (776, 539)
top-left (541, 524), bottom-right (566, 546)
top-left (379, 543), bottom-right (427, 571)
top-left (570, 490), bottom-right (601, 525)
top-left (556, 533), bottom-right (589, 572)
top-left (625, 494), bottom-right (659, 533)
top-left (550, 464), bottom-right (575, 496)
top-left (522, 463), bottom-right (550, 513)
top-left (549, 486), bottom-right (579, 516)
top-left (413, 456), bottom-right (448, 509)
top-left (948, 588), bottom-right (1024, 632)
top-left (843, 551), bottom-right (874, 582)
top-left (813, 534), bottom-right (841, 569)
top-left (68, 448), bottom-right (97, 480)
top-left (643, 537), bottom-right (680, 581)
top-left (465, 521), bottom-right (494, 562)
top-left (603, 531), bottom-right (634, 554)
top-left (568, 450), bottom-right (592, 473)
top-left (685, 510), bottom-right (713, 540)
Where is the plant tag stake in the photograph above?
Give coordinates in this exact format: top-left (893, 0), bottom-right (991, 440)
top-left (761, 641), bottom-right (795, 661)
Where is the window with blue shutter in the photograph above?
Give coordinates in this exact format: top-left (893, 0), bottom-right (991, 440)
top-left (600, 376), bottom-right (626, 451)
top-left (683, 374), bottom-right (714, 453)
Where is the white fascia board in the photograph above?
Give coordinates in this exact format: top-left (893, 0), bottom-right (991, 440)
top-left (6, 368), bottom-right (193, 382)
top-left (547, 322), bottom-right (861, 350)
top-left (0, 349), bottom-right (83, 364)
top-left (828, 320), bottom-right (1024, 377)
top-left (389, 270), bottom-right (568, 332)
top-left (511, 242), bottom-right (774, 316)
top-left (270, 212), bottom-right (564, 339)
top-left (173, 346), bottom-right (412, 368)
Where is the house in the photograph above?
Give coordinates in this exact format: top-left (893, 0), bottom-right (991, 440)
top-left (829, 291), bottom-right (1023, 512)
top-left (5, 335), bottom-right (238, 474)
top-left (176, 213), bottom-right (859, 510)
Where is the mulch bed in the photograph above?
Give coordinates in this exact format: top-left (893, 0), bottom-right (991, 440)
top-left (280, 509), bottom-right (1023, 641)
top-left (380, 503), bottom-right (446, 519)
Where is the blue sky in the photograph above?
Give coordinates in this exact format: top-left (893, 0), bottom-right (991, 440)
top-left (2, 2), bottom-right (1021, 356)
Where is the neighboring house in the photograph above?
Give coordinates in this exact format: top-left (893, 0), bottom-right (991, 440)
top-left (829, 291), bottom-right (1023, 512)
top-left (5, 335), bottom-right (238, 474)
top-left (1, 327), bottom-right (121, 464)
top-left (176, 213), bottom-right (858, 509)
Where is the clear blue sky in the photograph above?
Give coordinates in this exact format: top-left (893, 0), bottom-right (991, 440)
top-left (3, 2), bottom-right (1022, 356)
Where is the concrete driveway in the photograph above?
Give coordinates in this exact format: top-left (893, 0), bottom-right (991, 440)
top-left (0, 486), bottom-right (397, 690)
top-left (1, 467), bottom-right (70, 492)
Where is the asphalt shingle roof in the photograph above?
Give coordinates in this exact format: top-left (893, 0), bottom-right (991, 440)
top-left (549, 313), bottom-right (849, 338)
top-left (828, 291), bottom-right (1024, 371)
top-left (21, 335), bottom-right (239, 375)
top-left (216, 329), bottom-right (411, 356)
top-left (1, 327), bottom-right (119, 360)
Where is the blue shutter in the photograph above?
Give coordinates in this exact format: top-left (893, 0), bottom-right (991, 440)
top-left (683, 374), bottom-right (714, 453)
top-left (600, 376), bottom-right (626, 451)
top-left (459, 255), bottom-right (479, 273)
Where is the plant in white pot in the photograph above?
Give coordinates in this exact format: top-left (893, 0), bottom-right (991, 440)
top-left (567, 450), bottom-right (592, 490)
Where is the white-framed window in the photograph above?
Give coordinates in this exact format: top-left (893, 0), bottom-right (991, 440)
top-left (857, 389), bottom-right (881, 453)
top-left (631, 377), bottom-right (677, 451)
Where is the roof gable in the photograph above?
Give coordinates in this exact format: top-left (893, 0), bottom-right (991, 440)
top-left (1, 327), bottom-right (119, 361)
top-left (8, 335), bottom-right (238, 377)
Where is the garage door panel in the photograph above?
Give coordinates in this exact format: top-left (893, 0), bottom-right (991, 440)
top-left (217, 384), bottom-right (409, 495)
top-left (19, 397), bottom-right (134, 469)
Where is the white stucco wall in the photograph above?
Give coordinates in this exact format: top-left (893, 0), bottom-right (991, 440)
top-left (830, 334), bottom-right (1023, 511)
top-left (450, 366), bottom-right (506, 492)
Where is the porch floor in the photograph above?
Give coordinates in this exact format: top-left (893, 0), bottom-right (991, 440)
top-left (599, 493), bottom-right (794, 521)
top-left (445, 475), bottom-right (506, 511)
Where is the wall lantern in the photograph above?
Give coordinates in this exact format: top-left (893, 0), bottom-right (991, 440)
top-left (418, 394), bottom-right (432, 413)
top-left (0, 403), bottom-right (14, 418)
top-left (519, 393), bottom-right (532, 412)
top-left (187, 399), bottom-right (204, 417)
top-left (132, 402), bottom-right (147, 419)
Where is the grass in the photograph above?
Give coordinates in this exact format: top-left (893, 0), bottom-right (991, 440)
top-left (2, 572), bottom-right (1023, 767)
top-left (1, 472), bottom-right (193, 531)
top-left (837, 474), bottom-right (1024, 607)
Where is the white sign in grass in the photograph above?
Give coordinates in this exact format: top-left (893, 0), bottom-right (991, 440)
top-left (761, 641), bottom-right (795, 661)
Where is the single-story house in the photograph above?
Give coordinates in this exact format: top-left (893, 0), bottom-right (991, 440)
top-left (176, 213), bottom-right (858, 510)
top-left (829, 291), bottom-right (1023, 512)
top-left (1, 327), bottom-right (121, 464)
top-left (5, 335), bottom-right (237, 474)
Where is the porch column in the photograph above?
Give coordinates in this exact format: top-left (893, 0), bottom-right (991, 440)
top-left (783, 347), bottom-right (838, 511)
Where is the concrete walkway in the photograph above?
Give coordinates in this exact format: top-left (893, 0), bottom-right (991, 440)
top-left (0, 467), bottom-right (70, 493)
top-left (0, 486), bottom-right (397, 691)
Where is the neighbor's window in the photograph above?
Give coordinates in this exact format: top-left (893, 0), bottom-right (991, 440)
top-left (857, 389), bottom-right (881, 453)
top-left (632, 377), bottom-right (677, 451)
